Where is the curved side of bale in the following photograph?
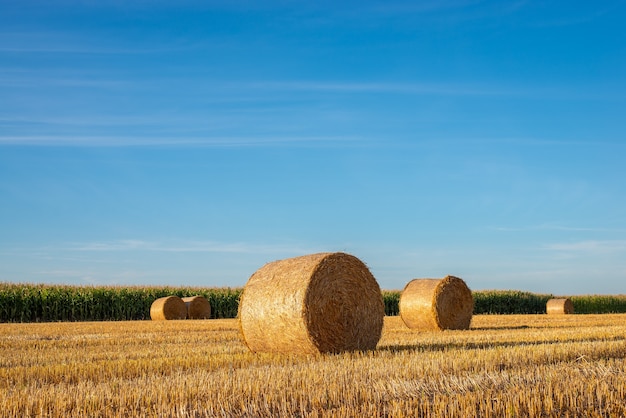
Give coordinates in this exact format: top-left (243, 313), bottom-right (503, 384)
top-left (182, 296), bottom-right (211, 319)
top-left (238, 252), bottom-right (384, 354)
top-left (399, 276), bottom-right (473, 330)
top-left (546, 298), bottom-right (574, 314)
top-left (150, 296), bottom-right (187, 320)
top-left (238, 253), bottom-right (322, 354)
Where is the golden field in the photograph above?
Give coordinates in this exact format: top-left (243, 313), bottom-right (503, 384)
top-left (1, 314), bottom-right (625, 417)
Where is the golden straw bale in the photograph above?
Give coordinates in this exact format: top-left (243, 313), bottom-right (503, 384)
top-left (150, 296), bottom-right (187, 320)
top-left (238, 252), bottom-right (385, 354)
top-left (546, 298), bottom-right (574, 314)
top-left (399, 276), bottom-right (473, 330)
top-left (182, 296), bottom-right (212, 319)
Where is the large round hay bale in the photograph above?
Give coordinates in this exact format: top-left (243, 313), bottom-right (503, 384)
top-left (150, 296), bottom-right (187, 320)
top-left (238, 252), bottom-right (385, 354)
top-left (399, 276), bottom-right (473, 330)
top-left (546, 298), bottom-right (574, 314)
top-left (182, 296), bottom-right (211, 319)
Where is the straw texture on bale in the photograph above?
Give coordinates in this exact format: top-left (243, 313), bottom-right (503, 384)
top-left (546, 298), bottom-right (574, 315)
top-left (182, 296), bottom-right (212, 319)
top-left (238, 252), bottom-right (385, 354)
top-left (399, 276), bottom-right (474, 330)
top-left (150, 296), bottom-right (187, 320)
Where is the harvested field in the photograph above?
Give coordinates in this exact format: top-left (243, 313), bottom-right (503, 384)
top-left (1, 314), bottom-right (625, 417)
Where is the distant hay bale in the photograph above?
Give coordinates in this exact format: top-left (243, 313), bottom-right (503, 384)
top-left (546, 298), bottom-right (574, 315)
top-left (399, 276), bottom-right (473, 330)
top-left (150, 296), bottom-right (187, 320)
top-left (182, 296), bottom-right (211, 319)
top-left (238, 252), bottom-right (385, 354)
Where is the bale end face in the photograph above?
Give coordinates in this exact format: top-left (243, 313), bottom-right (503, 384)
top-left (150, 296), bottom-right (187, 320)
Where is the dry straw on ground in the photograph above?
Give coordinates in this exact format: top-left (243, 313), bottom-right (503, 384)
top-left (150, 296), bottom-right (187, 320)
top-left (182, 296), bottom-right (212, 319)
top-left (546, 298), bottom-right (574, 315)
top-left (238, 252), bottom-right (385, 354)
top-left (399, 276), bottom-right (474, 330)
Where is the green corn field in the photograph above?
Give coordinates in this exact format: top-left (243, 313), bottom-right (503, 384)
top-left (0, 283), bottom-right (241, 322)
top-left (472, 290), bottom-right (553, 314)
top-left (1, 282), bottom-right (625, 322)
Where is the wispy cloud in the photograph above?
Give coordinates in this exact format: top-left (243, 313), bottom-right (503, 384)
top-left (282, 0), bottom-right (525, 26)
top-left (65, 239), bottom-right (318, 255)
top-left (0, 134), bottom-right (364, 147)
top-left (344, 1), bottom-right (611, 30)
top-left (358, 0), bottom-right (485, 14)
top-left (2, 71), bottom-right (508, 96)
top-left (0, 30), bottom-right (196, 55)
top-left (243, 80), bottom-right (525, 97)
top-left (31, 268), bottom-right (154, 286)
top-left (543, 240), bottom-right (626, 252)
top-left (2, 239), bottom-right (319, 257)
top-left (239, 80), bottom-right (625, 101)
top-left (0, 76), bottom-right (544, 101)
top-left (494, 224), bottom-right (626, 232)
top-left (529, 5), bottom-right (614, 28)
top-left (2, 65), bottom-right (620, 101)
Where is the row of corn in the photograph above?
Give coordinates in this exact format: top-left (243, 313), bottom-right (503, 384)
top-left (1, 282), bottom-right (625, 322)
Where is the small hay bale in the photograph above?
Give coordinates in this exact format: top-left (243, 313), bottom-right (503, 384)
top-left (238, 252), bottom-right (385, 354)
top-left (546, 298), bottom-right (574, 314)
top-left (150, 296), bottom-right (187, 320)
top-left (182, 295), bottom-right (211, 319)
top-left (399, 276), bottom-right (473, 330)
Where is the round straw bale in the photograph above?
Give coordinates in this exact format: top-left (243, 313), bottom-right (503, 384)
top-left (150, 296), bottom-right (187, 320)
top-left (546, 298), bottom-right (574, 314)
top-left (238, 252), bottom-right (385, 354)
top-left (399, 276), bottom-right (473, 330)
top-left (182, 296), bottom-right (212, 319)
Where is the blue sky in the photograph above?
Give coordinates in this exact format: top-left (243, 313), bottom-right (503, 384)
top-left (1, 1), bottom-right (626, 294)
